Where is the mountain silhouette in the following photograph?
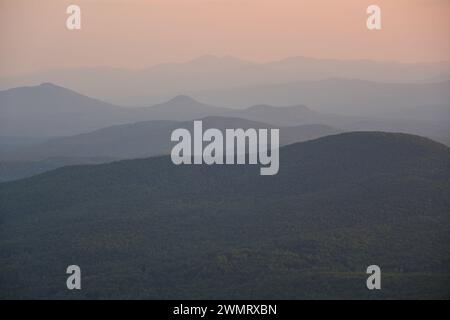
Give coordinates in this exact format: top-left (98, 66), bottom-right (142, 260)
top-left (1, 55), bottom-right (449, 105)
top-left (0, 84), bottom-right (225, 137)
top-left (0, 83), bottom-right (335, 137)
top-left (193, 78), bottom-right (450, 117)
top-left (0, 83), bottom-right (130, 137)
top-left (1, 83), bottom-right (448, 147)
top-left (5, 116), bottom-right (339, 160)
top-left (0, 116), bottom-right (340, 181)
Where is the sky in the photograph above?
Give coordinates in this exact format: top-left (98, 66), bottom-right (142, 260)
top-left (1, 0), bottom-right (449, 76)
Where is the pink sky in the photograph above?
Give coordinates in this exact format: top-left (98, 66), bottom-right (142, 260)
top-left (1, 0), bottom-right (449, 76)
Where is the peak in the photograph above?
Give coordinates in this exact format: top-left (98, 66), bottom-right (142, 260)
top-left (0, 83), bottom-right (68, 95)
top-left (191, 54), bottom-right (219, 62)
top-left (167, 95), bottom-right (198, 104)
top-left (39, 82), bottom-right (59, 88)
top-left (286, 104), bottom-right (312, 111)
top-left (246, 104), bottom-right (275, 111)
top-left (189, 55), bottom-right (248, 65)
top-left (36, 82), bottom-right (70, 92)
top-left (275, 56), bottom-right (315, 63)
top-left (246, 104), bottom-right (311, 112)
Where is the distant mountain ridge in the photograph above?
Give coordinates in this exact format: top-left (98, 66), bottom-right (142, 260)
top-left (0, 83), bottom-right (327, 137)
top-left (1, 82), bottom-right (449, 147)
top-left (4, 116), bottom-right (341, 161)
top-left (192, 78), bottom-right (450, 116)
top-left (0, 84), bottom-right (228, 137)
top-left (0, 116), bottom-right (341, 181)
top-left (1, 55), bottom-right (449, 104)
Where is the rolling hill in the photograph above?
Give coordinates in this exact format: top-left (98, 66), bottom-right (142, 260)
top-left (1, 132), bottom-right (449, 299)
top-left (2, 83), bottom-right (448, 145)
top-left (0, 83), bottom-right (129, 137)
top-left (4, 117), bottom-right (341, 161)
top-left (0, 84), bottom-right (228, 137)
top-left (0, 84), bottom-right (327, 138)
top-left (193, 78), bottom-right (450, 117)
top-left (0, 117), bottom-right (340, 181)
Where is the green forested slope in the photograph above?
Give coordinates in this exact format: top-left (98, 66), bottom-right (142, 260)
top-left (1, 132), bottom-right (449, 299)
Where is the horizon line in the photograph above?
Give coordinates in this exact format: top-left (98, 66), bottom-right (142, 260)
top-left (2, 54), bottom-right (450, 78)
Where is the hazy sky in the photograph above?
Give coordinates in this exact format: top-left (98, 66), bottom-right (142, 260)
top-left (1, 0), bottom-right (449, 76)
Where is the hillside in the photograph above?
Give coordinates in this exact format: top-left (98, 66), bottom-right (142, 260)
top-left (0, 84), bottom-right (227, 137)
top-left (3, 117), bottom-right (340, 162)
top-left (2, 83), bottom-right (448, 146)
top-left (0, 84), bottom-right (327, 138)
top-left (194, 79), bottom-right (450, 117)
top-left (0, 157), bottom-right (115, 183)
top-left (0, 83), bottom-right (128, 137)
top-left (1, 132), bottom-right (449, 299)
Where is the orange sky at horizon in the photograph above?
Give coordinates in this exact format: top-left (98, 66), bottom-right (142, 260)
top-left (1, 0), bottom-right (449, 76)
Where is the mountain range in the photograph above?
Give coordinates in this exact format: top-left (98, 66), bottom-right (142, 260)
top-left (1, 132), bottom-right (449, 299)
top-left (2, 82), bottom-right (449, 149)
top-left (193, 78), bottom-right (450, 117)
top-left (1, 55), bottom-right (449, 105)
top-left (0, 83), bottom-right (229, 137)
top-left (0, 55), bottom-right (448, 300)
top-left (0, 117), bottom-right (340, 181)
top-left (3, 117), bottom-right (340, 161)
top-left (1, 83), bottom-right (326, 137)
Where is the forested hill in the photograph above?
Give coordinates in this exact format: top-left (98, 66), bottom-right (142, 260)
top-left (1, 132), bottom-right (449, 299)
